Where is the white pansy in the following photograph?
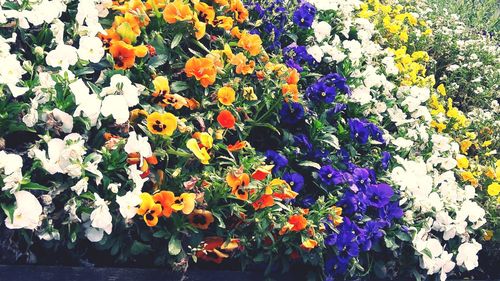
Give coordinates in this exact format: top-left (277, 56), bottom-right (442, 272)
top-left (73, 94), bottom-right (102, 126)
top-left (0, 151), bottom-right (24, 193)
top-left (32, 133), bottom-right (86, 176)
top-left (100, 75), bottom-right (140, 124)
top-left (124, 131), bottom-right (153, 158)
top-left (89, 193), bottom-right (112, 238)
top-left (456, 241), bottom-right (482, 271)
top-left (350, 86), bottom-right (372, 105)
top-left (83, 152), bottom-right (103, 185)
top-left (46, 44), bottom-right (79, 70)
top-left (307, 45), bottom-right (324, 62)
top-left (78, 36), bottom-right (105, 63)
top-left (100, 94), bottom-right (130, 124)
top-left (0, 54), bottom-right (27, 97)
top-left (0, 151), bottom-right (23, 175)
top-left (22, 0), bottom-right (67, 26)
top-left (392, 137), bottom-right (414, 150)
top-left (50, 108), bottom-right (74, 133)
top-left (69, 79), bottom-right (91, 104)
top-left (23, 101), bottom-right (39, 127)
top-left (75, 0), bottom-right (106, 36)
top-left (116, 190), bottom-right (141, 219)
top-left (5, 191), bottom-right (42, 230)
top-left (70, 177), bottom-right (89, 195)
top-left (312, 21), bottom-right (332, 42)
top-left (128, 165), bottom-right (148, 191)
top-left (50, 19), bottom-right (65, 44)
top-left (107, 183), bottom-right (121, 193)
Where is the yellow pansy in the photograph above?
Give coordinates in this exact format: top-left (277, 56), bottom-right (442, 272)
top-left (147, 112), bottom-right (178, 136)
top-left (217, 86), bottom-right (236, 105)
top-left (153, 76), bottom-right (170, 96)
top-left (437, 84), bottom-right (446, 96)
top-left (482, 140), bottom-right (492, 147)
top-left (171, 193), bottom-right (196, 215)
top-left (187, 138), bottom-right (211, 164)
top-left (242, 87), bottom-right (257, 101)
top-left (487, 182), bottom-right (500, 196)
top-left (198, 132), bottom-right (213, 149)
top-left (460, 139), bottom-right (473, 154)
top-left (485, 167), bottom-right (495, 179)
top-left (456, 156), bottom-right (469, 169)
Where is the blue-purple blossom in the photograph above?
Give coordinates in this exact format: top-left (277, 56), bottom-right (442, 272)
top-left (381, 151), bottom-right (391, 170)
top-left (283, 172), bottom-right (305, 192)
top-left (279, 101), bottom-right (305, 126)
top-left (283, 44), bottom-right (316, 71)
top-left (265, 150), bottom-right (288, 174)
top-left (293, 133), bottom-right (313, 153)
top-left (292, 2), bottom-right (316, 28)
top-left (365, 183), bottom-right (394, 208)
top-left (319, 165), bottom-right (345, 186)
top-left (348, 118), bottom-right (386, 144)
top-left (306, 81), bottom-right (337, 104)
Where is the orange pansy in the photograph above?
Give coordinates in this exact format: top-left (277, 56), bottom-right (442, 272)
top-left (163, 0), bottom-right (193, 24)
top-left (287, 68), bottom-right (300, 84)
top-left (251, 165), bottom-right (273, 180)
top-left (279, 214), bottom-right (307, 235)
top-left (137, 193), bottom-right (163, 227)
top-left (185, 57), bottom-right (217, 88)
top-left (227, 140), bottom-right (247, 152)
top-left (237, 32), bottom-right (262, 56)
top-left (109, 40), bottom-right (148, 70)
top-left (188, 209), bottom-right (215, 230)
top-left (195, 236), bottom-right (239, 264)
top-left (171, 193), bottom-right (196, 214)
top-left (153, 191), bottom-right (175, 217)
top-left (193, 16), bottom-right (207, 40)
top-left (230, 0), bottom-right (248, 23)
top-left (113, 13), bottom-right (142, 43)
top-left (217, 110), bottom-right (236, 129)
top-left (300, 239), bottom-right (318, 250)
top-left (213, 0), bottom-right (229, 6)
top-left (252, 194), bottom-right (274, 210)
top-left (194, 1), bottom-right (215, 24)
top-left (282, 84), bottom-right (299, 102)
top-left (145, 0), bottom-right (167, 10)
top-left (230, 26), bottom-right (242, 38)
top-left (226, 171), bottom-right (250, 200)
top-left (214, 16), bottom-right (233, 30)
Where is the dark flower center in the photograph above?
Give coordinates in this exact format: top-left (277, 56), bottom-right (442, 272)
top-left (192, 214), bottom-right (207, 225)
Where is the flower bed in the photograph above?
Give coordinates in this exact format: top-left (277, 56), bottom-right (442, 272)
top-left (0, 0), bottom-right (498, 280)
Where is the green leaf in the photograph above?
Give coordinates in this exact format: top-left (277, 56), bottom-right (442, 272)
top-left (211, 212), bottom-right (226, 228)
top-left (421, 248), bottom-right (433, 258)
top-left (1, 203), bottom-right (15, 224)
top-left (395, 231), bottom-right (412, 242)
top-left (171, 33), bottom-right (183, 49)
top-left (148, 54), bottom-right (169, 68)
top-left (170, 81), bottom-right (189, 93)
top-left (131, 241), bottom-right (152, 255)
top-left (153, 230), bottom-right (169, 238)
top-left (168, 236), bottom-right (182, 255)
top-left (21, 182), bottom-right (50, 191)
top-left (384, 236), bottom-right (396, 250)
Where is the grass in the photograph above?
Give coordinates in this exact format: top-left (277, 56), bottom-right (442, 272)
top-left (427, 0), bottom-right (500, 32)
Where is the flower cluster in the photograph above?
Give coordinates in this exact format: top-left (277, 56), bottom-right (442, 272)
top-left (0, 0), bottom-right (497, 280)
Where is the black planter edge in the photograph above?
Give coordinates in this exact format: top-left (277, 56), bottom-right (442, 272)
top-left (0, 264), bottom-right (268, 281)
